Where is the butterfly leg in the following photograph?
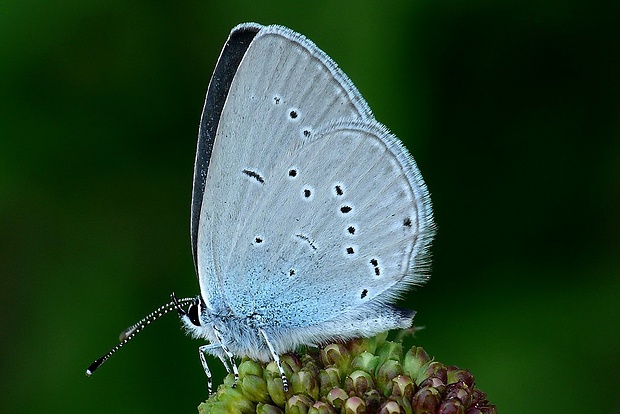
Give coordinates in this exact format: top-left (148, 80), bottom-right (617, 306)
top-left (198, 343), bottom-right (220, 395)
top-left (216, 354), bottom-right (232, 374)
top-left (213, 324), bottom-right (239, 387)
top-left (258, 328), bottom-right (289, 391)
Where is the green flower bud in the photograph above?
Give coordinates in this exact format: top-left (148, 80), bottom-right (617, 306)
top-left (367, 331), bottom-right (389, 353)
top-left (378, 399), bottom-right (404, 414)
top-left (343, 396), bottom-right (366, 414)
top-left (376, 341), bottom-right (403, 365)
top-left (318, 367), bottom-right (341, 396)
top-left (347, 331), bottom-right (388, 355)
top-left (286, 394), bottom-right (314, 414)
top-left (320, 343), bottom-right (351, 374)
top-left (238, 358), bottom-right (263, 378)
top-left (391, 395), bottom-right (414, 414)
top-left (198, 400), bottom-right (232, 414)
top-left (280, 353), bottom-right (303, 377)
top-left (347, 337), bottom-right (371, 355)
top-left (222, 372), bottom-right (238, 387)
top-left (263, 361), bottom-right (280, 380)
top-left (301, 352), bottom-right (321, 377)
top-left (351, 351), bottom-right (381, 374)
top-left (376, 359), bottom-right (403, 396)
top-left (325, 387), bottom-right (348, 410)
top-left (403, 347), bottom-right (431, 380)
top-left (239, 373), bottom-right (270, 403)
top-left (345, 369), bottom-right (375, 397)
top-left (308, 401), bottom-right (337, 414)
top-left (200, 382), bottom-right (255, 414)
top-left (265, 369), bottom-right (287, 407)
top-left (256, 402), bottom-right (284, 414)
top-left (290, 367), bottom-right (320, 401)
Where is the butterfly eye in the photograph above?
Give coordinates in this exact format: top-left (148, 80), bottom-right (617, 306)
top-left (188, 302), bottom-right (202, 327)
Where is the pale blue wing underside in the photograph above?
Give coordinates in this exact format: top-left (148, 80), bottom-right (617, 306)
top-left (194, 24), bottom-right (434, 340)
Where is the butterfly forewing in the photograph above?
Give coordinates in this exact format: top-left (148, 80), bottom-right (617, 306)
top-left (196, 25), bottom-right (371, 305)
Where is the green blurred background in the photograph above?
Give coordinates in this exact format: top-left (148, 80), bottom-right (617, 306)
top-left (1, 1), bottom-right (618, 412)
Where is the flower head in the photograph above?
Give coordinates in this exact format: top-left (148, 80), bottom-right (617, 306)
top-left (198, 333), bottom-right (496, 414)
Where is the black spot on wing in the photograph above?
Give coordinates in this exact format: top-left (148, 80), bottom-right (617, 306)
top-left (242, 169), bottom-right (265, 183)
top-left (295, 234), bottom-right (317, 251)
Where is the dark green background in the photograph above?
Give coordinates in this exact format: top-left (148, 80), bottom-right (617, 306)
top-left (1, 1), bottom-right (618, 413)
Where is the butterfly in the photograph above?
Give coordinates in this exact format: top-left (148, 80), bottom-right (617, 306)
top-left (87, 22), bottom-right (434, 394)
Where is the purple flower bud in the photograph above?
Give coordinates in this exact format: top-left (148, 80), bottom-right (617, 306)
top-left (391, 374), bottom-right (415, 400)
top-left (438, 398), bottom-right (465, 414)
top-left (444, 382), bottom-right (472, 407)
top-left (447, 367), bottom-right (475, 389)
top-left (364, 389), bottom-right (382, 413)
top-left (412, 386), bottom-right (441, 413)
top-left (466, 406), bottom-right (497, 414)
top-left (419, 376), bottom-right (445, 391)
top-left (421, 361), bottom-right (447, 384)
top-left (470, 389), bottom-right (489, 406)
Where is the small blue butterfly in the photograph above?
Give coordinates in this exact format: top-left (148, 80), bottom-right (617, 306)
top-left (87, 22), bottom-right (434, 394)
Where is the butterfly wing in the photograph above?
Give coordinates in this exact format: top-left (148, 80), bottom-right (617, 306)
top-left (192, 24), bottom-right (434, 344)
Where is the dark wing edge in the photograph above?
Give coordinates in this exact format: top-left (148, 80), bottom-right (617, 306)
top-left (191, 23), bottom-right (263, 274)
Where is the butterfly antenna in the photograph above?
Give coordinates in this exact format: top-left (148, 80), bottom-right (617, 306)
top-left (85, 292), bottom-right (196, 376)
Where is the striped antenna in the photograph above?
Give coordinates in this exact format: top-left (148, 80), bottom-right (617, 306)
top-left (86, 293), bottom-right (196, 376)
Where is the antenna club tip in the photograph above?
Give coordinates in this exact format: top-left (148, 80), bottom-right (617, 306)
top-left (85, 369), bottom-right (93, 377)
